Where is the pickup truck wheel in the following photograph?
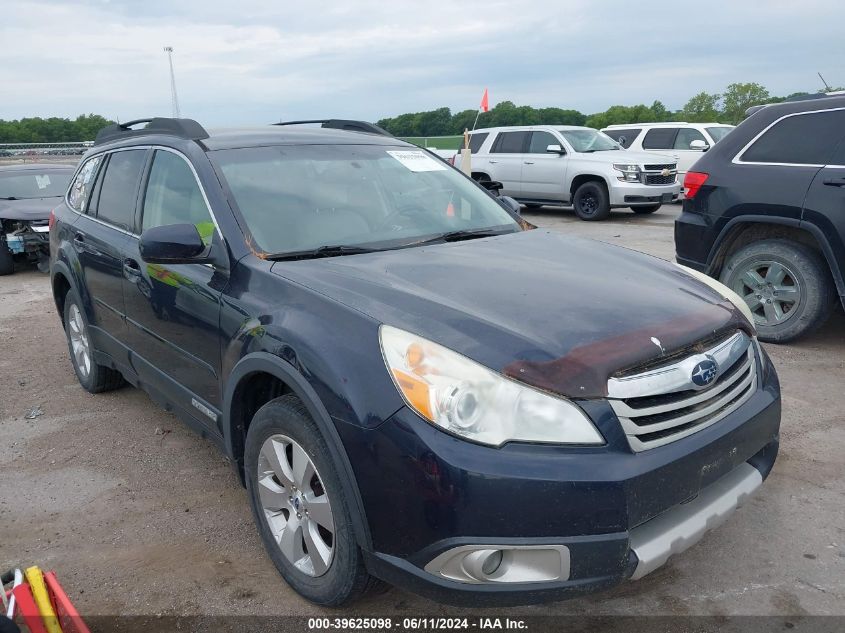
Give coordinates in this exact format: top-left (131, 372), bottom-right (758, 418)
top-left (572, 181), bottom-right (610, 221)
top-left (0, 239), bottom-right (14, 276)
top-left (720, 239), bottom-right (836, 343)
top-left (245, 395), bottom-right (382, 606)
top-left (63, 291), bottom-right (126, 393)
top-left (631, 204), bottom-right (661, 214)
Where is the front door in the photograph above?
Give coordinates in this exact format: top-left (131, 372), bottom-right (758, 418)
top-left (520, 131), bottom-right (568, 201)
top-left (673, 128), bottom-right (709, 176)
top-left (122, 149), bottom-right (225, 422)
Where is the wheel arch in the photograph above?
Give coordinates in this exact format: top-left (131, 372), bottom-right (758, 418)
top-left (706, 216), bottom-right (844, 297)
top-left (569, 173), bottom-right (610, 197)
top-left (223, 352), bottom-right (372, 550)
top-left (50, 261), bottom-right (75, 327)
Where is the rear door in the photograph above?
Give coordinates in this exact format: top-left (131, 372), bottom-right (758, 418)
top-left (122, 148), bottom-right (225, 421)
top-left (479, 131), bottom-right (528, 196)
top-left (72, 148), bottom-right (148, 359)
top-left (520, 131), bottom-right (568, 200)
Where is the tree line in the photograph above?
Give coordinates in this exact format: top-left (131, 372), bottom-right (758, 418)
top-left (377, 83), bottom-right (840, 137)
top-left (0, 114), bottom-right (113, 144)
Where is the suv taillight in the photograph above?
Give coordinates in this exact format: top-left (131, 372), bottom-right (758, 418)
top-left (684, 171), bottom-right (709, 199)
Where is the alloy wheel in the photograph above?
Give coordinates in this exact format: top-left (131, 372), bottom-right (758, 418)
top-left (579, 193), bottom-right (598, 216)
top-left (68, 303), bottom-right (91, 379)
top-left (731, 259), bottom-right (801, 326)
top-left (257, 434), bottom-right (335, 577)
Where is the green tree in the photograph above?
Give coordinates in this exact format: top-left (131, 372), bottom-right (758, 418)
top-left (682, 92), bottom-right (722, 122)
top-left (721, 82), bottom-right (770, 124)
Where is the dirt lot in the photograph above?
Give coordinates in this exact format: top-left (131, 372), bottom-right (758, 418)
top-left (1, 204), bottom-right (844, 618)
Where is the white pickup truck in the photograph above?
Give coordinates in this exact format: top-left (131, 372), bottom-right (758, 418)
top-left (454, 125), bottom-right (681, 220)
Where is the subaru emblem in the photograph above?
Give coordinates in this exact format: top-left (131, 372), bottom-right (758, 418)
top-left (691, 357), bottom-right (718, 387)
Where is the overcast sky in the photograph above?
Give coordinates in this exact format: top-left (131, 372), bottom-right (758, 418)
top-left (2, 0), bottom-right (843, 126)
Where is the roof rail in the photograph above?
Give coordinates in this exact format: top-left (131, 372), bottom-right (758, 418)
top-left (94, 118), bottom-right (210, 146)
top-left (273, 119), bottom-right (393, 137)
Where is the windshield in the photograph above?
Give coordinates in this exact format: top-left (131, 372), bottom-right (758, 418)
top-left (706, 126), bottom-right (734, 143)
top-left (0, 169), bottom-right (73, 199)
top-left (559, 129), bottom-right (621, 152)
top-left (211, 144), bottom-right (521, 256)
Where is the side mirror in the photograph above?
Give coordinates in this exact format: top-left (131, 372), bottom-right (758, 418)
top-left (690, 139), bottom-right (710, 151)
top-left (546, 144), bottom-right (566, 155)
top-left (139, 223), bottom-right (208, 264)
top-left (499, 196), bottom-right (521, 215)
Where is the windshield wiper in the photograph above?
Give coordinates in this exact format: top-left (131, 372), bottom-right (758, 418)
top-left (268, 244), bottom-right (378, 261)
top-left (409, 227), bottom-right (513, 247)
top-left (0, 196), bottom-right (20, 200)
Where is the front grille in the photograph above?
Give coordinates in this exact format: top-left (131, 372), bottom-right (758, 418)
top-left (607, 332), bottom-right (758, 452)
top-left (644, 174), bottom-right (677, 185)
top-left (644, 163), bottom-right (676, 171)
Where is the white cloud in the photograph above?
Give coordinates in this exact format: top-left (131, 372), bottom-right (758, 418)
top-left (1, 0), bottom-right (843, 125)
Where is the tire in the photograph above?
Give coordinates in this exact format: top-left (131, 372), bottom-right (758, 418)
top-left (572, 181), bottom-right (611, 221)
top-left (631, 204), bottom-right (661, 214)
top-left (0, 239), bottom-right (14, 276)
top-left (245, 395), bottom-right (382, 606)
top-left (719, 239), bottom-right (836, 343)
top-left (63, 290), bottom-right (126, 393)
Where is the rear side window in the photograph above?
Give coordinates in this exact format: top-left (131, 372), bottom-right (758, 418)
top-left (674, 128), bottom-right (706, 149)
top-left (604, 128), bottom-right (641, 149)
top-left (95, 150), bottom-right (147, 231)
top-left (491, 131), bottom-right (528, 153)
top-left (468, 133), bottom-right (489, 154)
top-left (527, 131), bottom-right (560, 154)
top-left (642, 128), bottom-right (679, 150)
top-left (142, 151), bottom-right (214, 245)
top-left (68, 155), bottom-right (103, 211)
top-left (741, 110), bottom-right (845, 165)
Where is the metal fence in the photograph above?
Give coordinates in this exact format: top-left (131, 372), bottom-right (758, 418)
top-left (0, 142), bottom-right (91, 163)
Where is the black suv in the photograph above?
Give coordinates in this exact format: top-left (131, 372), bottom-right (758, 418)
top-left (51, 118), bottom-right (780, 606)
top-left (675, 96), bottom-right (845, 342)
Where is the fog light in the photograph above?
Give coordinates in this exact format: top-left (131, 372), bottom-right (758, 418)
top-left (424, 544), bottom-right (570, 584)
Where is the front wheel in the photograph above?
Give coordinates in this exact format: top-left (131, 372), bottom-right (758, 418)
top-left (0, 239), bottom-right (14, 276)
top-left (719, 239), bottom-right (836, 343)
top-left (631, 204), bottom-right (661, 214)
top-left (245, 395), bottom-right (381, 606)
top-left (572, 181), bottom-right (610, 221)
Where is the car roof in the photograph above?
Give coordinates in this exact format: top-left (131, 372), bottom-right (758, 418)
top-left (472, 125), bottom-right (592, 133)
top-left (200, 126), bottom-right (410, 151)
top-left (0, 163), bottom-right (76, 172)
top-left (602, 122), bottom-right (733, 129)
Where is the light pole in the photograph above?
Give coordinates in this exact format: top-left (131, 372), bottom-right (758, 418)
top-left (164, 46), bottom-right (181, 118)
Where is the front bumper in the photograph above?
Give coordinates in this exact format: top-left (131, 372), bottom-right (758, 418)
top-left (338, 349), bottom-right (780, 605)
top-left (609, 182), bottom-right (681, 207)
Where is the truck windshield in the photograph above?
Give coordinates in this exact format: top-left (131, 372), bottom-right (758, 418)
top-left (0, 169), bottom-right (73, 199)
top-left (559, 129), bottom-right (621, 153)
top-left (210, 144), bottom-right (521, 257)
top-left (706, 126), bottom-right (734, 143)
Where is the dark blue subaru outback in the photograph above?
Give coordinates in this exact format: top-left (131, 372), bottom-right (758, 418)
top-left (50, 118), bottom-right (780, 606)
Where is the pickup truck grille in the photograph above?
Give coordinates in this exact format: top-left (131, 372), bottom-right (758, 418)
top-left (607, 331), bottom-right (757, 452)
top-left (644, 174), bottom-right (677, 185)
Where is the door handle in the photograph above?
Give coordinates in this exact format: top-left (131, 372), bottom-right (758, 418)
top-left (524, 161), bottom-right (535, 165)
top-left (72, 233), bottom-right (88, 253)
top-left (823, 177), bottom-right (845, 187)
top-left (123, 258), bottom-right (142, 279)
top-left (488, 160), bottom-right (498, 164)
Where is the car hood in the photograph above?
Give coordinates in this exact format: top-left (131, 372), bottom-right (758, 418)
top-left (612, 149), bottom-right (678, 164)
top-left (271, 230), bottom-right (750, 398)
top-left (0, 197), bottom-right (60, 222)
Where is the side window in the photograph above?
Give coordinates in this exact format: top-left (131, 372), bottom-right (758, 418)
top-left (741, 110), bottom-right (845, 165)
top-left (674, 128), bottom-right (707, 150)
top-left (491, 131), bottom-right (528, 153)
top-left (142, 151), bottom-right (214, 245)
top-left (96, 150), bottom-right (147, 231)
top-left (604, 128), bottom-right (641, 149)
top-left (468, 132), bottom-right (489, 154)
top-left (527, 131), bottom-right (560, 154)
top-left (642, 128), bottom-right (679, 150)
top-left (68, 155), bottom-right (103, 212)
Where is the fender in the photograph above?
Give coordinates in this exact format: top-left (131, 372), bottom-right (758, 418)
top-left (49, 258), bottom-right (79, 319)
top-left (705, 215), bottom-right (845, 296)
top-left (223, 351), bottom-right (372, 550)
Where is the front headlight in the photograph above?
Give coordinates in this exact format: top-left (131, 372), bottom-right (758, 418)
top-left (379, 325), bottom-right (604, 447)
top-left (675, 264), bottom-right (756, 329)
top-left (612, 163), bottom-right (641, 182)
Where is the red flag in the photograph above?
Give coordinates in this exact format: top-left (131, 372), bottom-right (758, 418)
top-left (479, 88), bottom-right (489, 113)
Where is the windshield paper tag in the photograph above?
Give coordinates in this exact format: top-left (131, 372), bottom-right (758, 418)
top-left (387, 150), bottom-right (446, 172)
top-left (35, 174), bottom-right (51, 189)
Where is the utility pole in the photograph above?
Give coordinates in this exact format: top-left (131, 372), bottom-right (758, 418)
top-left (818, 72), bottom-right (832, 92)
top-left (164, 46), bottom-right (181, 118)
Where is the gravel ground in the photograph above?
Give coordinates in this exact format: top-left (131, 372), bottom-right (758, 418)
top-left (1, 203), bottom-right (843, 618)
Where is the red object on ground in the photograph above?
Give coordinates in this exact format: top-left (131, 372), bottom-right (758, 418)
top-left (43, 572), bottom-right (91, 633)
top-left (480, 88), bottom-right (489, 113)
top-left (10, 583), bottom-right (48, 633)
